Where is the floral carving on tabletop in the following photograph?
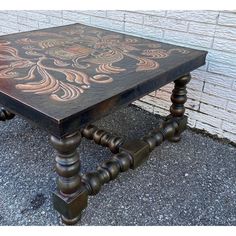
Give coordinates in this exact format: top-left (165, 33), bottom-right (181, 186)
top-left (0, 25), bottom-right (189, 102)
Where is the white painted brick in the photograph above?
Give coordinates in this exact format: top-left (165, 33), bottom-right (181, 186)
top-left (213, 38), bottom-right (236, 53)
top-left (69, 14), bottom-right (90, 25)
top-left (0, 26), bottom-right (18, 34)
top-left (142, 95), bottom-right (170, 111)
top-left (191, 70), bottom-right (233, 88)
top-left (124, 22), bottom-right (143, 35)
top-left (37, 10), bottom-right (62, 18)
top-left (6, 10), bottom-right (27, 17)
top-left (158, 83), bottom-right (173, 92)
top-left (149, 91), bottom-right (156, 96)
top-left (208, 61), bottom-right (236, 78)
top-left (0, 20), bottom-right (18, 30)
top-left (185, 98), bottom-right (200, 111)
top-left (155, 90), bottom-right (171, 102)
top-left (90, 16), bottom-right (123, 31)
top-left (195, 121), bottom-right (223, 137)
top-left (185, 88), bottom-right (202, 100)
top-left (144, 15), bottom-right (188, 32)
top-left (18, 24), bottom-right (36, 32)
top-left (215, 25), bottom-right (236, 40)
top-left (47, 15), bottom-right (63, 26)
top-left (222, 121), bottom-right (236, 134)
top-left (188, 22), bottom-right (216, 36)
top-left (200, 93), bottom-right (227, 108)
top-left (62, 19), bottom-right (77, 25)
top-left (204, 83), bottom-right (236, 101)
top-left (186, 110), bottom-right (222, 127)
top-left (0, 12), bottom-right (18, 22)
top-left (80, 11), bottom-right (106, 17)
top-left (111, 20), bottom-right (125, 32)
top-left (62, 11), bottom-right (90, 25)
top-left (227, 101), bottom-right (236, 113)
top-left (208, 49), bottom-right (236, 66)
top-left (124, 12), bottom-right (144, 24)
top-left (218, 12), bottom-right (236, 27)
top-left (233, 80), bottom-right (236, 90)
top-left (200, 103), bottom-right (236, 124)
top-left (140, 95), bottom-right (162, 107)
top-left (164, 30), bottom-right (213, 48)
top-left (106, 11), bottom-right (124, 21)
top-left (223, 131), bottom-right (236, 143)
top-left (153, 109), bottom-right (169, 117)
top-left (27, 11), bottom-right (50, 23)
top-left (142, 25), bottom-right (163, 40)
top-left (153, 108), bottom-right (169, 117)
top-left (137, 11), bottom-right (166, 17)
top-left (38, 22), bottom-right (55, 29)
top-left (132, 100), bottom-right (154, 113)
top-left (153, 102), bottom-right (170, 116)
top-left (187, 78), bottom-right (204, 91)
top-left (186, 115), bottom-right (196, 128)
top-left (166, 11), bottom-right (219, 24)
top-left (17, 16), bottom-right (39, 28)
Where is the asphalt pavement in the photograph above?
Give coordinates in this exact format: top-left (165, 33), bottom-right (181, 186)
top-left (0, 105), bottom-right (235, 226)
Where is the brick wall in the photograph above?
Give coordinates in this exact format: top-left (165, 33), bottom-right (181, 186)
top-left (0, 10), bottom-right (235, 143)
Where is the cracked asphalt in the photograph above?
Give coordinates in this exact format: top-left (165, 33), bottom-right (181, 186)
top-left (0, 105), bottom-right (236, 226)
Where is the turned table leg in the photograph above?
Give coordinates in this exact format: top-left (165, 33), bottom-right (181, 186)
top-left (168, 74), bottom-right (191, 142)
top-left (50, 132), bottom-right (88, 225)
top-left (0, 107), bottom-right (15, 121)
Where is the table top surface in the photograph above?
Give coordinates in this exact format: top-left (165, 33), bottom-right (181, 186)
top-left (0, 23), bottom-right (207, 137)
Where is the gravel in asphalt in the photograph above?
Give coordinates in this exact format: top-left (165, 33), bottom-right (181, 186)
top-left (0, 105), bottom-right (236, 226)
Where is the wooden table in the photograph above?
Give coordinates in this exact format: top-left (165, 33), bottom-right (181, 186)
top-left (0, 23), bottom-right (207, 225)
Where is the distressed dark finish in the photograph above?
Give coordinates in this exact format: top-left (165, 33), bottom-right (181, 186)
top-left (81, 124), bottom-right (123, 153)
top-left (81, 115), bottom-right (188, 199)
top-left (50, 132), bottom-right (88, 225)
top-left (0, 23), bottom-right (207, 225)
top-left (0, 107), bottom-right (15, 121)
top-left (0, 23), bottom-right (207, 138)
top-left (169, 74), bottom-right (191, 142)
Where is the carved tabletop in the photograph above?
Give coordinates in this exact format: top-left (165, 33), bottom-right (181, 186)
top-left (0, 23), bottom-right (207, 137)
top-left (0, 23), bottom-right (208, 225)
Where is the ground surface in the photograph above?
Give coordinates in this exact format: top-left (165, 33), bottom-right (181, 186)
top-left (0, 105), bottom-right (236, 226)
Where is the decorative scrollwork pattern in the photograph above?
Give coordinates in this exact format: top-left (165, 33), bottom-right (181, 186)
top-left (0, 24), bottom-right (190, 102)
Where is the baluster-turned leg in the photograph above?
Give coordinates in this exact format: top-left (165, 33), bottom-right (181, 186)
top-left (50, 132), bottom-right (88, 225)
top-left (168, 74), bottom-right (191, 142)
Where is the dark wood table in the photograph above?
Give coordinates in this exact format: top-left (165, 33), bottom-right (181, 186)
top-left (0, 23), bottom-right (207, 225)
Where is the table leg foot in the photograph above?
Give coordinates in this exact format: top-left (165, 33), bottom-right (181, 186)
top-left (169, 134), bottom-right (181, 142)
top-left (51, 132), bottom-right (88, 225)
top-left (61, 214), bottom-right (81, 225)
top-left (0, 107), bottom-right (15, 121)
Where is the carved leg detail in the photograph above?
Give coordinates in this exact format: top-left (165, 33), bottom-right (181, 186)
top-left (81, 124), bottom-right (123, 153)
top-left (50, 132), bottom-right (88, 225)
top-left (0, 107), bottom-right (15, 121)
top-left (168, 74), bottom-right (191, 142)
top-left (81, 115), bottom-right (188, 197)
top-left (49, 75), bottom-right (191, 225)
